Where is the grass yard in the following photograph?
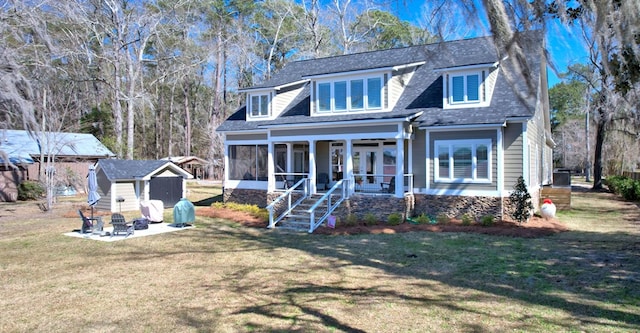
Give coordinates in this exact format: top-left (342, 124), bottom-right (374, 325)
top-left (0, 182), bottom-right (639, 332)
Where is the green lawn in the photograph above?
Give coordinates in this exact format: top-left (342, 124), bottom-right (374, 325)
top-left (0, 184), bottom-right (638, 332)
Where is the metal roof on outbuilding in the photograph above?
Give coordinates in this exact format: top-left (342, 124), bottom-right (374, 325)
top-left (0, 129), bottom-right (115, 164)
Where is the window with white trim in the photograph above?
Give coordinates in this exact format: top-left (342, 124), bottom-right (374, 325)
top-left (248, 93), bottom-right (270, 118)
top-left (450, 73), bottom-right (480, 103)
top-left (315, 75), bottom-right (383, 114)
top-left (435, 139), bottom-right (491, 183)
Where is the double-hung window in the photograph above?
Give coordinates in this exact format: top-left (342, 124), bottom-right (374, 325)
top-left (435, 139), bottom-right (491, 183)
top-left (450, 73), bottom-right (480, 104)
top-left (249, 94), bottom-right (270, 117)
top-left (316, 75), bottom-right (383, 113)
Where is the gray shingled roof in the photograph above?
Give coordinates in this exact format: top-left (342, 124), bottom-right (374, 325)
top-left (97, 159), bottom-right (179, 180)
top-left (218, 33), bottom-right (544, 132)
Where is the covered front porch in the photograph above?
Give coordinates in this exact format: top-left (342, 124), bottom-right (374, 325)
top-left (268, 138), bottom-right (413, 198)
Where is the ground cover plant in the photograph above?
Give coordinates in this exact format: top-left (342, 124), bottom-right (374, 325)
top-left (0, 181), bottom-right (639, 332)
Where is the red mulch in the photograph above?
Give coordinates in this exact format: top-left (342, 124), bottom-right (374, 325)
top-left (197, 207), bottom-right (568, 238)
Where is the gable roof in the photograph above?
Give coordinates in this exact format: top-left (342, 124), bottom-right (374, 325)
top-left (96, 159), bottom-right (193, 181)
top-left (218, 33), bottom-right (545, 132)
top-left (0, 129), bottom-right (115, 164)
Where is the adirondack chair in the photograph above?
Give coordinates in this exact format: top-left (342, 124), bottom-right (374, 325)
top-left (78, 210), bottom-right (103, 234)
top-left (380, 176), bottom-right (395, 193)
top-left (110, 213), bottom-right (134, 237)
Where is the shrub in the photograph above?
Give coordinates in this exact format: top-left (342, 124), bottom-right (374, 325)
top-left (436, 213), bottom-right (450, 224)
top-left (509, 176), bottom-right (533, 223)
top-left (18, 181), bottom-right (45, 201)
top-left (605, 175), bottom-right (627, 194)
top-left (364, 213), bottom-right (378, 226)
top-left (461, 213), bottom-right (474, 226)
top-left (605, 175), bottom-right (640, 201)
top-left (387, 213), bottom-right (402, 225)
top-left (344, 214), bottom-right (359, 226)
top-left (480, 214), bottom-right (495, 226)
top-left (414, 213), bottom-right (433, 224)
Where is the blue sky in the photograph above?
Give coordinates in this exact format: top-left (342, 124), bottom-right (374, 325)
top-left (393, 0), bottom-right (590, 88)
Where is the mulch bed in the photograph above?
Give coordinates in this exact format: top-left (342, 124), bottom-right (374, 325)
top-left (197, 207), bottom-right (568, 238)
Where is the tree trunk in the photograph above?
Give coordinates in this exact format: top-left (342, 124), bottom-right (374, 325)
top-left (155, 81), bottom-right (163, 159)
top-left (126, 56), bottom-right (135, 160)
top-left (183, 80), bottom-right (191, 156)
top-left (592, 110), bottom-right (607, 190)
top-left (113, 59), bottom-right (124, 158)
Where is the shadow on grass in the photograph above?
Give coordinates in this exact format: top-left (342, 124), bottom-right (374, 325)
top-left (143, 190), bottom-right (640, 331)
top-left (193, 195), bottom-right (223, 207)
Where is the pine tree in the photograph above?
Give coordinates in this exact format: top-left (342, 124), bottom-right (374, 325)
top-left (510, 176), bottom-right (533, 223)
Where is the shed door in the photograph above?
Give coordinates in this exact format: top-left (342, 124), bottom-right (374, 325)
top-left (149, 176), bottom-right (182, 208)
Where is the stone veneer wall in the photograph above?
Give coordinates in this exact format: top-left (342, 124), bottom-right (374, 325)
top-left (331, 194), bottom-right (415, 222)
top-left (413, 194), bottom-right (504, 220)
top-left (223, 188), bottom-right (268, 207)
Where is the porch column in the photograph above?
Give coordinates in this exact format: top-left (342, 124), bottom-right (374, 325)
top-left (223, 142), bottom-right (229, 189)
top-left (286, 143), bottom-right (293, 173)
top-left (345, 139), bottom-right (353, 195)
top-left (267, 141), bottom-right (275, 192)
top-left (309, 140), bottom-right (316, 193)
top-left (395, 138), bottom-right (405, 197)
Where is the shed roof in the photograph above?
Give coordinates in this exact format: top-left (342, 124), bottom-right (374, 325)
top-left (97, 159), bottom-right (193, 181)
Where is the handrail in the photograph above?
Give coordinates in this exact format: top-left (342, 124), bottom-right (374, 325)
top-left (307, 179), bottom-right (349, 233)
top-left (266, 178), bottom-right (309, 229)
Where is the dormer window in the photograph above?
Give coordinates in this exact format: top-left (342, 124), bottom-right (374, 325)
top-left (451, 73), bottom-right (480, 103)
top-left (248, 93), bottom-right (271, 118)
top-left (315, 75), bottom-right (385, 114)
top-left (441, 66), bottom-right (493, 109)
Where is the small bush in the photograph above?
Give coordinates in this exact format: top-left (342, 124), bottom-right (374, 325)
top-left (480, 214), bottom-right (495, 226)
top-left (461, 213), bottom-right (474, 226)
top-left (414, 213), bottom-right (433, 224)
top-left (387, 213), bottom-right (402, 225)
top-left (436, 213), bottom-right (450, 224)
top-left (364, 213), bottom-right (378, 226)
top-left (344, 214), bottom-right (359, 226)
top-left (18, 181), bottom-right (45, 201)
top-left (510, 176), bottom-right (533, 223)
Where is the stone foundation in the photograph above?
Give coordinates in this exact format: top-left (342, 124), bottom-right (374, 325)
top-left (223, 188), bottom-right (268, 207)
top-left (413, 194), bottom-right (504, 220)
top-left (224, 188), bottom-right (514, 222)
top-left (331, 194), bottom-right (414, 222)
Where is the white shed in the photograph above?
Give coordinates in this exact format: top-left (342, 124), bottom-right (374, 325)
top-left (94, 159), bottom-right (193, 213)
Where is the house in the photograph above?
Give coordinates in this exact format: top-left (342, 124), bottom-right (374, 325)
top-left (162, 156), bottom-right (221, 180)
top-left (216, 33), bottom-right (554, 231)
top-left (0, 129), bottom-right (116, 201)
top-left (94, 159), bottom-right (193, 212)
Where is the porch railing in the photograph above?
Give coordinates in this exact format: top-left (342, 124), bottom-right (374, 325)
top-left (352, 173), bottom-right (414, 195)
top-left (274, 172), bottom-right (309, 191)
top-left (266, 178), bottom-right (309, 229)
top-left (307, 179), bottom-right (349, 233)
